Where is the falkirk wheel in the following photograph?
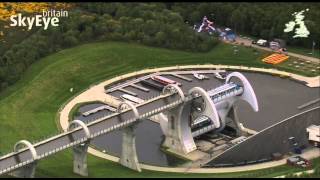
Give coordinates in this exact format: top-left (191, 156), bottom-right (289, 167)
top-left (160, 72), bottom-right (259, 155)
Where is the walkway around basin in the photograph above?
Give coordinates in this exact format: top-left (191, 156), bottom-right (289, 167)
top-left (58, 64), bottom-right (320, 174)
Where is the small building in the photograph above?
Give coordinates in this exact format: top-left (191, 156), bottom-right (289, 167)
top-left (269, 41), bottom-right (281, 50)
top-left (225, 28), bottom-right (236, 41)
top-left (306, 125), bottom-right (320, 147)
top-left (273, 38), bottom-right (286, 48)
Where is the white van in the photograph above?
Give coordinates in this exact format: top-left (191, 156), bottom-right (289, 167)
top-left (256, 39), bottom-right (268, 47)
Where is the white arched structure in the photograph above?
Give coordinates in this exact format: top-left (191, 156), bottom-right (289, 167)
top-left (117, 101), bottom-right (141, 172)
top-left (162, 72), bottom-right (259, 155)
top-left (117, 101), bottom-right (140, 120)
top-left (163, 84), bottom-right (186, 102)
top-left (225, 72), bottom-right (259, 112)
top-left (159, 84), bottom-right (186, 136)
top-left (211, 71), bottom-right (259, 132)
top-left (12, 140), bottom-right (38, 178)
top-left (189, 87), bottom-right (220, 128)
top-left (67, 120), bottom-right (91, 177)
top-left (14, 140), bottom-right (38, 161)
top-left (68, 120), bottom-right (91, 139)
top-left (162, 86), bottom-right (221, 154)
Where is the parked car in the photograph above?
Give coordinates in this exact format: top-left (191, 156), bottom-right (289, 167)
top-left (256, 39), bottom-right (268, 47)
top-left (287, 156), bottom-right (312, 168)
top-left (214, 72), bottom-right (227, 80)
top-left (280, 48), bottom-right (287, 52)
top-left (288, 136), bottom-right (303, 154)
top-left (193, 72), bottom-right (208, 80)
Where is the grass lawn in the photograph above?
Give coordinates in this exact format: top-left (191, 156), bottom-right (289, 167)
top-left (278, 58), bottom-right (320, 76)
top-left (0, 41), bottom-right (318, 177)
top-left (287, 45), bottom-right (320, 59)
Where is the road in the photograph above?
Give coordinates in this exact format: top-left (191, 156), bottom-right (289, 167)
top-left (231, 37), bottom-right (320, 63)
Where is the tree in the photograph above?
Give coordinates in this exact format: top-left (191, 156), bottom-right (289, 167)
top-left (167, 12), bottom-right (183, 24)
top-left (155, 31), bottom-right (166, 45)
top-left (80, 26), bottom-right (93, 41)
top-left (190, 11), bottom-right (200, 24)
top-left (144, 19), bottom-right (157, 36)
top-left (230, 8), bottom-right (246, 34)
top-left (63, 30), bottom-right (79, 47)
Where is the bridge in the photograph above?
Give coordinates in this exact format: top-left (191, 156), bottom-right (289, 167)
top-left (0, 72), bottom-right (258, 178)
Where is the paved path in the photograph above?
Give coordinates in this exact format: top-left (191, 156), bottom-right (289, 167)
top-left (58, 65), bottom-right (320, 174)
top-left (232, 37), bottom-right (319, 63)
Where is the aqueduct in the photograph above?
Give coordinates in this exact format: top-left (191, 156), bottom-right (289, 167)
top-left (0, 71), bottom-right (259, 178)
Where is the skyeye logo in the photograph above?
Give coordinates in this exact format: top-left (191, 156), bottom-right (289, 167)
top-left (10, 9), bottom-right (68, 30)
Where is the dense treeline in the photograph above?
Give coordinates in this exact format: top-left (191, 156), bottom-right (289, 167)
top-left (0, 2), bottom-right (319, 92)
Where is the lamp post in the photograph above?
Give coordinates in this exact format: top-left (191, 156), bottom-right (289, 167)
top-left (312, 40), bottom-right (315, 57)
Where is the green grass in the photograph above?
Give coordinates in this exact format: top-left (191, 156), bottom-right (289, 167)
top-left (278, 58), bottom-right (320, 76)
top-left (0, 41), bottom-right (318, 177)
top-left (287, 45), bottom-right (320, 59)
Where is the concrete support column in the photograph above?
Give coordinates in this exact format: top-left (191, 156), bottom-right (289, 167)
top-left (11, 140), bottom-right (38, 178)
top-left (68, 120), bottom-right (91, 176)
top-left (73, 142), bottom-right (90, 176)
top-left (119, 124), bottom-right (141, 172)
top-left (226, 106), bottom-right (244, 136)
top-left (11, 162), bottom-right (37, 178)
top-left (162, 102), bottom-right (197, 155)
